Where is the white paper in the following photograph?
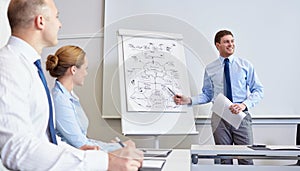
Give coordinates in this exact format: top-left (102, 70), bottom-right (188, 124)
top-left (142, 159), bottom-right (166, 169)
top-left (211, 93), bottom-right (246, 129)
top-left (143, 150), bottom-right (170, 156)
top-left (267, 145), bottom-right (300, 150)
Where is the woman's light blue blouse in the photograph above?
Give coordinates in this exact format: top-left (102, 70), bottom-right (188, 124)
top-left (52, 80), bottom-right (121, 152)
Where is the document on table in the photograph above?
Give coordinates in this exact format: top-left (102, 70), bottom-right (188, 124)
top-left (211, 93), bottom-right (246, 129)
top-left (139, 159), bottom-right (166, 171)
top-left (142, 149), bottom-right (172, 157)
top-left (267, 145), bottom-right (300, 151)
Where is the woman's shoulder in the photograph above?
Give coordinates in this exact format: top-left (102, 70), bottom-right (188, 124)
top-left (51, 84), bottom-right (72, 106)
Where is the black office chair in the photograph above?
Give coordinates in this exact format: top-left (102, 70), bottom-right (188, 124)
top-left (289, 124), bottom-right (300, 166)
top-left (296, 124), bottom-right (300, 165)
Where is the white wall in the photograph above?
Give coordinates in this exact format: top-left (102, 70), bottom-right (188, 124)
top-left (50, 0), bottom-right (298, 151)
top-left (103, 0), bottom-right (300, 119)
top-left (1, 1), bottom-right (299, 165)
top-left (0, 0), bottom-right (10, 48)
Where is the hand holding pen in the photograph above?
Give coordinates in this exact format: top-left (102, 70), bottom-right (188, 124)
top-left (173, 94), bottom-right (192, 105)
top-left (167, 87), bottom-right (191, 105)
top-left (109, 137), bottom-right (144, 171)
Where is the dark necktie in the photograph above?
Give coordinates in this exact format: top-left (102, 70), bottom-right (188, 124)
top-left (34, 59), bottom-right (57, 145)
top-left (224, 58), bottom-right (233, 102)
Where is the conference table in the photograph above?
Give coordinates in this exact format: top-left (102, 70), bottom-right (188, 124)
top-left (2, 146), bottom-right (297, 170)
top-left (157, 145), bottom-right (300, 171)
top-left (190, 145), bottom-right (300, 171)
top-left (160, 149), bottom-right (190, 171)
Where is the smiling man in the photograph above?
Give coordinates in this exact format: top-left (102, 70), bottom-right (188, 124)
top-left (173, 30), bottom-right (264, 165)
top-left (0, 0), bottom-right (143, 170)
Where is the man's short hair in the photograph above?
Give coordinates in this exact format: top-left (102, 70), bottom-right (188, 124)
top-left (8, 0), bottom-right (47, 31)
top-left (214, 30), bottom-right (233, 45)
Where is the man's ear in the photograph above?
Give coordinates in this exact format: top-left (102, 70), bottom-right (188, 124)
top-left (35, 15), bottom-right (45, 30)
top-left (215, 42), bottom-right (220, 50)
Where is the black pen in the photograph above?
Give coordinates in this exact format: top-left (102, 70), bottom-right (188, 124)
top-left (167, 87), bottom-right (181, 98)
top-left (115, 137), bottom-right (125, 147)
top-left (167, 87), bottom-right (176, 95)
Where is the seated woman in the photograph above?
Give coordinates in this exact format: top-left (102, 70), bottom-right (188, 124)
top-left (46, 45), bottom-right (128, 152)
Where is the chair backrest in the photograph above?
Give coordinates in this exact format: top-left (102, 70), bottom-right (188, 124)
top-left (296, 124), bottom-right (300, 145)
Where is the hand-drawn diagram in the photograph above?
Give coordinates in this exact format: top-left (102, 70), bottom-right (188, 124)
top-left (121, 35), bottom-right (187, 112)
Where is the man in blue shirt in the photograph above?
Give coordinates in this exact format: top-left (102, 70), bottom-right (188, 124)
top-left (174, 30), bottom-right (264, 165)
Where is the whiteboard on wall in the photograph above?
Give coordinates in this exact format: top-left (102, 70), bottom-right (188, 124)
top-left (103, 0), bottom-right (300, 119)
top-left (117, 29), bottom-right (197, 135)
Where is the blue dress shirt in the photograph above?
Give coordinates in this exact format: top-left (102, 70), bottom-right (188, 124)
top-left (52, 80), bottom-right (121, 152)
top-left (191, 56), bottom-right (263, 108)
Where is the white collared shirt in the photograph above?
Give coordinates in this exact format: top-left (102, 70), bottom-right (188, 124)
top-left (0, 36), bottom-right (108, 171)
